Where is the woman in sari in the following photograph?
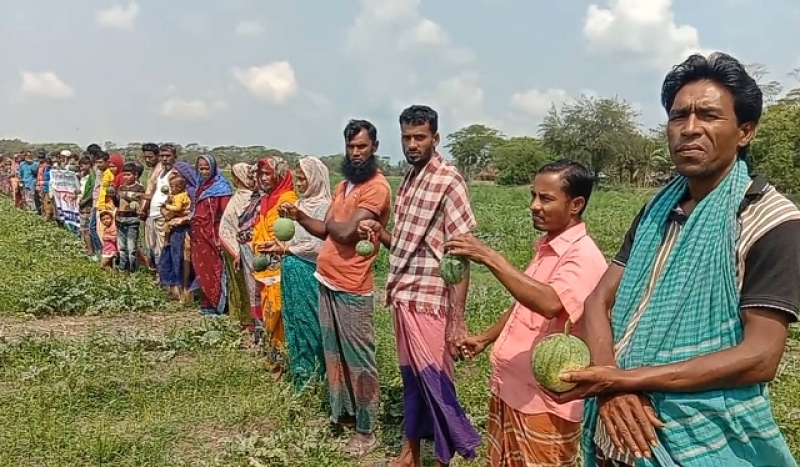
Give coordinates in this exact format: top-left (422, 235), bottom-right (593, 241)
top-left (192, 155), bottom-right (233, 315)
top-left (158, 161), bottom-right (198, 302)
top-left (272, 156), bottom-right (331, 392)
top-left (219, 163), bottom-right (255, 330)
top-left (250, 156), bottom-right (298, 374)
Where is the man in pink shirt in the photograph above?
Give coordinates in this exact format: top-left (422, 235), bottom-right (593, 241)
top-left (445, 159), bottom-right (607, 466)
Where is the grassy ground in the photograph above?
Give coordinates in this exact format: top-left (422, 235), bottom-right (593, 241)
top-left (0, 184), bottom-right (798, 466)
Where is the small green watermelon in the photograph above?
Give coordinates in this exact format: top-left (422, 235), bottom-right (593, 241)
top-left (439, 253), bottom-right (468, 285)
top-left (128, 200), bottom-right (140, 211)
top-left (253, 254), bottom-right (270, 272)
top-left (531, 321), bottom-right (590, 393)
top-left (274, 218), bottom-right (295, 242)
top-left (161, 185), bottom-right (170, 194)
top-left (356, 239), bottom-right (375, 257)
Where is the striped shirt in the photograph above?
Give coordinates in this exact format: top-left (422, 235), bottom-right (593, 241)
top-left (596, 176), bottom-right (800, 465)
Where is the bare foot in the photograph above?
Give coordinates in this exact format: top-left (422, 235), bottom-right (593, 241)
top-left (343, 433), bottom-right (378, 458)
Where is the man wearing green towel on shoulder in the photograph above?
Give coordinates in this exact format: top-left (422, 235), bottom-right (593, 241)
top-left (554, 52), bottom-right (800, 467)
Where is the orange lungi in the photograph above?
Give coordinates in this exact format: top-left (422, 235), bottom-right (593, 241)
top-left (487, 393), bottom-right (581, 467)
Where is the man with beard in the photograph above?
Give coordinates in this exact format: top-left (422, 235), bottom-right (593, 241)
top-left (280, 119), bottom-right (391, 459)
top-left (446, 160), bottom-right (607, 467)
top-left (359, 105), bottom-right (481, 467)
top-left (138, 143), bottom-right (165, 273)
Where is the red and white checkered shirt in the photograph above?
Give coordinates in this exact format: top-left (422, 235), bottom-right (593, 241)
top-left (386, 153), bottom-right (476, 315)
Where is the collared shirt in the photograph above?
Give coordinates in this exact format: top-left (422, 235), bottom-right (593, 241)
top-left (386, 155), bottom-right (476, 313)
top-left (489, 222), bottom-right (607, 420)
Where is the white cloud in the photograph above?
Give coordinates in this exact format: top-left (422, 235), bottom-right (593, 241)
top-left (583, 0), bottom-right (711, 70)
top-left (95, 2), bottom-right (140, 31)
top-left (159, 98), bottom-right (227, 120)
top-left (511, 88), bottom-right (572, 117)
top-left (19, 71), bottom-right (75, 99)
top-left (231, 61), bottom-right (298, 103)
top-left (344, 0), bottom-right (481, 120)
top-left (234, 20), bottom-right (264, 37)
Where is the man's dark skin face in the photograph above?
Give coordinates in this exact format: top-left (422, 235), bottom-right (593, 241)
top-left (159, 150), bottom-right (176, 169)
top-left (143, 151), bottom-right (158, 168)
top-left (667, 79), bottom-right (755, 200)
top-left (401, 122), bottom-right (439, 167)
top-left (346, 129), bottom-right (377, 165)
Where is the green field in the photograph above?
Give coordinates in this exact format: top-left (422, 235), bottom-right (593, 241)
top-left (0, 183), bottom-right (798, 466)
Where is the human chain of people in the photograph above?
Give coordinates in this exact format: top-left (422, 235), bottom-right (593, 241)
top-left (0, 51), bottom-right (798, 467)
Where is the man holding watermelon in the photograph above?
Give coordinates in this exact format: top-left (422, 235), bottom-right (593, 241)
top-left (445, 159), bottom-right (607, 467)
top-left (360, 105), bottom-right (483, 467)
top-left (555, 52), bottom-right (800, 467)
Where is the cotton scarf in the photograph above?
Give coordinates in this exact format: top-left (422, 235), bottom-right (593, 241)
top-left (582, 159), bottom-right (795, 466)
top-left (171, 161), bottom-right (199, 215)
top-left (220, 163), bottom-right (254, 258)
top-left (297, 156), bottom-right (331, 216)
top-left (196, 154), bottom-right (233, 202)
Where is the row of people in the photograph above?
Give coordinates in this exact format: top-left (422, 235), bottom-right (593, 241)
top-left (1, 51), bottom-right (798, 467)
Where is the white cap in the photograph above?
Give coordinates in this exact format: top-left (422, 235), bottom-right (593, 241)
top-left (60, 150), bottom-right (71, 157)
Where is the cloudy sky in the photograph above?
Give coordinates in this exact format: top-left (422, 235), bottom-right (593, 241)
top-left (2, 0), bottom-right (799, 160)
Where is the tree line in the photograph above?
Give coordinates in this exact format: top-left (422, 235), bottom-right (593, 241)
top-left (447, 64), bottom-right (800, 192)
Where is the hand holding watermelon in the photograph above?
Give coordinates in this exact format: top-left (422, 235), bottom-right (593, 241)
top-left (443, 233), bottom-right (492, 264)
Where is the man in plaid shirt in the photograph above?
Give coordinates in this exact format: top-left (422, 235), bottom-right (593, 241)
top-left (360, 105), bottom-right (481, 466)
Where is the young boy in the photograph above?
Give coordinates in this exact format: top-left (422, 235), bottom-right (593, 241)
top-left (116, 163), bottom-right (145, 272)
top-left (77, 156), bottom-right (96, 259)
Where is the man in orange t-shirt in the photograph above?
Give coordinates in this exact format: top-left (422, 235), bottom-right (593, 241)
top-left (447, 160), bottom-right (607, 467)
top-left (281, 119), bottom-right (391, 459)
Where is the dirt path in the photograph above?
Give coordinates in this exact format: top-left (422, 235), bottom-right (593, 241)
top-left (0, 311), bottom-right (204, 342)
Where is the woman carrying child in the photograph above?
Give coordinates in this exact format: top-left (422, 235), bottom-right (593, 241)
top-left (158, 162), bottom-right (197, 302)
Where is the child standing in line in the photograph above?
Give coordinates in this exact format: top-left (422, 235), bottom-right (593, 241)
top-left (116, 163), bottom-right (145, 273)
top-left (99, 210), bottom-right (118, 270)
top-left (41, 156), bottom-right (55, 222)
top-left (78, 156), bottom-right (97, 260)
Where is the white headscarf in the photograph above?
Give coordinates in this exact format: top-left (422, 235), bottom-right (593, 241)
top-left (288, 157), bottom-right (331, 261)
top-left (297, 156), bottom-right (331, 216)
top-left (218, 163), bottom-right (254, 258)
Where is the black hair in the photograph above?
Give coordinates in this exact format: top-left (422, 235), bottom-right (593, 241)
top-left (86, 144), bottom-right (102, 155)
top-left (141, 143), bottom-right (159, 154)
top-left (661, 52), bottom-right (762, 159)
top-left (399, 105), bottom-right (438, 134)
top-left (343, 120), bottom-right (378, 144)
top-left (159, 143), bottom-right (177, 155)
top-left (78, 156), bottom-right (91, 166)
top-left (122, 162), bottom-right (141, 176)
top-left (95, 151), bottom-right (110, 161)
top-left (536, 159), bottom-right (594, 216)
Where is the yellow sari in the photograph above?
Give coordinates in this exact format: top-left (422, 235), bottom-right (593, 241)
top-left (251, 156), bottom-right (298, 355)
